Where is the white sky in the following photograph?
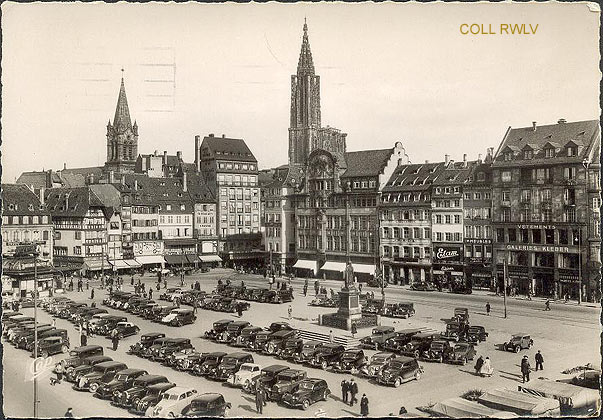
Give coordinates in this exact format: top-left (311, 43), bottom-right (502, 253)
top-left (1, 2), bottom-right (600, 182)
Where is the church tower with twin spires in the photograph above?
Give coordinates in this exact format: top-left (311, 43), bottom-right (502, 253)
top-left (288, 20), bottom-right (346, 165)
top-left (105, 73), bottom-right (138, 173)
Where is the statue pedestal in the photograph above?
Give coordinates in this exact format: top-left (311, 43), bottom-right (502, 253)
top-left (319, 284), bottom-right (378, 331)
top-left (337, 287), bottom-right (362, 319)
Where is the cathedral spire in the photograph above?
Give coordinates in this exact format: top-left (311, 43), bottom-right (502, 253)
top-left (297, 19), bottom-right (315, 75)
top-left (113, 71), bottom-right (132, 133)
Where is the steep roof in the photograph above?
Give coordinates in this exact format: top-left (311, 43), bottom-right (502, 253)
top-left (17, 167), bottom-right (103, 189)
top-left (201, 136), bottom-right (257, 163)
top-left (111, 77), bottom-right (132, 133)
top-left (262, 164), bottom-right (305, 190)
top-left (45, 186), bottom-right (115, 218)
top-left (1, 184), bottom-right (50, 216)
top-left (383, 162), bottom-right (446, 192)
top-left (185, 173), bottom-right (215, 203)
top-left (297, 19), bottom-right (315, 75)
top-left (432, 161), bottom-right (476, 186)
top-left (342, 148), bottom-right (394, 178)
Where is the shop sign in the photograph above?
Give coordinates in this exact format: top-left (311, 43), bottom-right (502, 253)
top-left (515, 224), bottom-right (556, 230)
top-left (440, 266), bottom-right (457, 272)
top-left (434, 246), bottom-right (461, 262)
top-left (133, 241), bottom-right (164, 256)
top-left (465, 238), bottom-right (492, 245)
top-left (506, 244), bottom-right (571, 253)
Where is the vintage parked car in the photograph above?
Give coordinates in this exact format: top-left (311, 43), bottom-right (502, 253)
top-left (111, 374), bottom-right (169, 407)
top-left (54, 345), bottom-right (104, 374)
top-left (217, 321), bottom-right (251, 344)
top-left (503, 333), bottom-right (533, 352)
top-left (309, 343), bottom-right (345, 370)
top-left (128, 382), bottom-right (176, 415)
top-left (230, 363), bottom-right (262, 390)
top-left (110, 322), bottom-right (140, 339)
top-left (377, 357), bottom-right (423, 387)
top-left (128, 332), bottom-right (167, 356)
top-left (400, 332), bottom-right (440, 358)
top-left (466, 325), bottom-right (489, 344)
top-left (263, 329), bottom-right (298, 355)
top-left (77, 308), bottom-right (109, 322)
top-left (281, 378), bottom-right (330, 410)
top-left (14, 325), bottom-right (55, 347)
top-left (73, 361), bottom-right (128, 393)
top-left (566, 369), bottom-right (602, 390)
top-left (276, 338), bottom-right (305, 360)
top-left (266, 369), bottom-right (307, 401)
top-left (142, 337), bottom-right (173, 359)
top-left (66, 355), bottom-right (113, 382)
top-left (161, 308), bottom-right (196, 327)
top-left (146, 387), bottom-right (198, 417)
top-left (360, 352), bottom-right (396, 378)
top-left (249, 330), bottom-right (272, 352)
top-left (155, 338), bottom-right (194, 362)
top-left (268, 321), bottom-right (294, 333)
top-left (331, 348), bottom-right (367, 373)
top-left (196, 352), bottom-right (227, 376)
top-left (150, 305), bottom-right (179, 322)
top-left (8, 322), bottom-right (48, 343)
top-left (410, 283), bottom-right (436, 291)
top-left (233, 326), bottom-right (263, 348)
top-left (441, 321), bottom-right (468, 341)
top-left (25, 329), bottom-right (70, 351)
top-left (252, 364), bottom-right (290, 392)
top-left (360, 326), bottom-right (396, 349)
top-left (93, 315), bottom-right (128, 336)
top-left (176, 351), bottom-right (207, 372)
top-left (204, 319), bottom-right (234, 340)
top-left (383, 329), bottom-right (422, 354)
top-left (166, 347), bottom-right (198, 368)
top-left (261, 289), bottom-right (293, 304)
top-left (181, 290), bottom-right (207, 307)
top-left (451, 307), bottom-right (469, 325)
top-left (362, 298), bottom-right (384, 315)
top-left (448, 342), bottom-right (477, 365)
top-left (94, 368), bottom-right (148, 399)
top-left (422, 340), bottom-right (455, 362)
top-left (159, 288), bottom-right (182, 302)
top-left (382, 302), bottom-right (415, 318)
top-left (210, 352), bottom-right (255, 381)
top-left (293, 341), bottom-right (324, 364)
top-left (36, 336), bottom-right (69, 358)
top-left (181, 393), bottom-right (232, 417)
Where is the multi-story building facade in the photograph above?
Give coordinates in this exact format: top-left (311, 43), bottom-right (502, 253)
top-left (491, 119), bottom-right (601, 301)
top-left (196, 134), bottom-right (262, 268)
top-left (379, 162), bottom-right (444, 285)
top-left (463, 151), bottom-right (494, 290)
top-left (185, 171), bottom-right (220, 263)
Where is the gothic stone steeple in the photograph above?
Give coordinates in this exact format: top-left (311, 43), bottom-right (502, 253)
top-left (105, 73), bottom-right (138, 174)
top-left (289, 19), bottom-right (322, 165)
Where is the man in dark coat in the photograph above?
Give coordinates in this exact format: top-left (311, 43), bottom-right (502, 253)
top-left (535, 350), bottom-right (544, 371)
top-left (474, 355), bottom-right (484, 375)
top-left (341, 379), bottom-right (349, 404)
top-left (349, 378), bottom-right (359, 406)
top-left (360, 394), bottom-right (369, 417)
top-left (255, 387), bottom-right (265, 414)
top-left (521, 355), bottom-right (531, 382)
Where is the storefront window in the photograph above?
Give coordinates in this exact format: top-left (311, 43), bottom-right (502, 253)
top-left (532, 229), bottom-right (542, 244)
top-left (545, 229), bottom-right (554, 244)
top-left (521, 229), bottom-right (529, 243)
top-left (508, 228), bottom-right (517, 242)
top-left (534, 252), bottom-right (554, 267)
top-left (559, 229), bottom-right (568, 245)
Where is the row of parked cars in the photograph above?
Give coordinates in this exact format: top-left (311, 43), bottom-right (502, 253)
top-left (203, 318), bottom-right (425, 388)
top-left (3, 310), bottom-right (71, 357)
top-left (214, 283), bottom-right (293, 304)
top-left (103, 291), bottom-right (197, 327)
top-left (127, 331), bottom-right (331, 410)
top-left (51, 344), bottom-right (232, 417)
top-left (159, 288), bottom-right (252, 314)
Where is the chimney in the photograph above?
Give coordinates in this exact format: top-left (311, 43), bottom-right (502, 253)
top-left (194, 135), bottom-right (201, 172)
top-left (109, 170), bottom-right (115, 184)
top-left (221, 134), bottom-right (225, 138)
top-left (154, 150), bottom-right (158, 156)
top-left (463, 154), bottom-right (467, 164)
top-left (444, 154), bottom-right (450, 165)
top-left (63, 163), bottom-right (67, 170)
top-left (39, 187), bottom-right (45, 205)
top-left (425, 160), bottom-right (429, 164)
top-left (209, 133), bottom-right (215, 138)
top-left (163, 151), bottom-right (168, 165)
top-left (46, 170), bottom-right (53, 188)
top-left (88, 174), bottom-right (95, 185)
top-left (183, 172), bottom-right (188, 192)
top-left (176, 151), bottom-right (182, 161)
top-left (488, 147), bottom-right (494, 156)
top-left (558, 118), bottom-right (567, 124)
top-left (134, 179), bottom-right (138, 191)
top-left (64, 193), bottom-right (69, 211)
top-left (532, 121), bottom-right (537, 131)
top-left (478, 153), bottom-right (483, 163)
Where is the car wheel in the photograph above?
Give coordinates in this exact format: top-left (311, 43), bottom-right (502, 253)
top-left (302, 399), bottom-right (310, 410)
top-left (61, 345), bottom-right (69, 353)
top-left (515, 346), bottom-right (520, 353)
top-left (167, 412), bottom-right (175, 418)
top-left (89, 383), bottom-right (99, 393)
top-left (414, 350), bottom-right (420, 358)
top-left (244, 380), bottom-right (251, 392)
top-left (322, 390), bottom-right (328, 401)
top-left (321, 360), bottom-right (328, 370)
top-left (134, 327), bottom-right (140, 334)
top-left (41, 351), bottom-right (49, 358)
top-left (394, 377), bottom-right (402, 388)
top-left (438, 355), bottom-right (443, 363)
top-left (462, 357), bottom-right (467, 366)
top-left (118, 333), bottom-right (124, 340)
top-left (414, 370), bottom-right (421, 381)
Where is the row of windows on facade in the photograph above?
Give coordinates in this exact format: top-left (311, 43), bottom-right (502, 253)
top-left (3, 215), bottom-right (50, 225)
top-left (55, 244), bottom-right (103, 256)
top-left (217, 175), bottom-right (257, 187)
top-left (3, 229), bottom-right (50, 243)
top-left (382, 193), bottom-right (430, 203)
top-left (221, 202), bottom-right (259, 213)
top-left (497, 166), bottom-right (582, 183)
top-left (159, 215), bottom-right (191, 224)
top-left (220, 214), bottom-right (260, 225)
top-left (499, 207), bottom-right (583, 224)
top-left (5, 203), bottom-right (46, 212)
top-left (295, 196), bottom-right (378, 209)
top-left (502, 145), bottom-right (578, 162)
top-left (220, 188), bottom-right (259, 200)
top-left (217, 162), bottom-right (257, 172)
top-left (160, 228), bottom-right (190, 237)
top-left (495, 227), bottom-right (587, 245)
top-left (383, 227), bottom-right (493, 241)
top-left (265, 227), bottom-right (281, 238)
top-left (220, 227), bottom-right (259, 236)
top-left (298, 235), bottom-right (376, 253)
top-left (297, 215), bottom-right (377, 231)
top-left (498, 250), bottom-right (580, 269)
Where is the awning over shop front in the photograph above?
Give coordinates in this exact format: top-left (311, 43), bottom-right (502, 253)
top-left (165, 255), bottom-right (187, 265)
top-left (320, 261), bottom-right (346, 272)
top-left (352, 264), bottom-right (376, 274)
top-left (135, 255), bottom-right (165, 265)
top-left (185, 255), bottom-right (198, 264)
top-left (125, 259), bottom-right (141, 268)
top-left (82, 259), bottom-right (108, 271)
top-left (293, 259), bottom-right (316, 271)
top-left (108, 260), bottom-right (130, 269)
top-left (199, 255), bottom-right (222, 263)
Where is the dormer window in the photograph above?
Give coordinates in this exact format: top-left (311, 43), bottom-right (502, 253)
top-left (8, 204), bottom-right (14, 211)
top-left (523, 150), bottom-right (533, 159)
top-left (567, 147), bottom-right (577, 157)
top-left (504, 152), bottom-right (513, 161)
top-left (544, 148), bottom-right (555, 158)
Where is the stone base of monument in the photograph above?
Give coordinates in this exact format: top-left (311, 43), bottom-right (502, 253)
top-left (319, 312), bottom-right (380, 330)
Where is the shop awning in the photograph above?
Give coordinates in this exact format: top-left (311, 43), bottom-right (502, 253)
top-left (135, 255), bottom-right (165, 265)
top-left (108, 260), bottom-right (130, 269)
top-left (82, 259), bottom-right (108, 271)
top-left (293, 259), bottom-right (316, 271)
top-left (165, 255), bottom-right (187, 265)
top-left (321, 261), bottom-right (346, 272)
top-left (352, 264), bottom-right (376, 274)
top-left (125, 259), bottom-right (141, 268)
top-left (185, 254), bottom-right (198, 264)
top-left (199, 255), bottom-right (222, 263)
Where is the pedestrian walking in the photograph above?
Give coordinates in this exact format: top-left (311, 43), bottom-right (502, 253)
top-left (255, 387), bottom-right (264, 414)
top-left (90, 288), bottom-right (95, 300)
top-left (237, 303), bottom-right (243, 318)
top-left (358, 283), bottom-right (363, 293)
top-left (351, 322), bottom-right (357, 338)
top-left (86, 279), bottom-right (89, 290)
top-left (545, 300), bottom-right (551, 311)
top-left (329, 330), bottom-right (334, 343)
top-left (52, 318), bottom-right (56, 328)
top-left (288, 305), bottom-right (292, 320)
top-left (80, 330), bottom-right (88, 346)
top-left (360, 394), bottom-right (369, 417)
top-left (156, 282), bottom-right (160, 291)
top-left (111, 328), bottom-right (120, 351)
top-left (314, 280), bottom-right (320, 296)
top-left (535, 350), bottom-right (544, 371)
top-left (521, 355), bottom-right (531, 383)
top-left (163, 279), bottom-right (167, 289)
top-left (51, 368), bottom-right (63, 385)
top-left (349, 378), bottom-right (358, 406)
top-left (69, 279), bottom-right (74, 291)
top-left (341, 379), bottom-right (349, 404)
top-left (474, 355), bottom-right (484, 375)
top-left (485, 302), bottom-right (491, 316)
top-left (148, 287), bottom-right (153, 300)
top-left (64, 408), bottom-right (74, 418)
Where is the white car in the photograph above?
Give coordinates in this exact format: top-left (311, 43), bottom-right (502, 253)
top-left (161, 309), bottom-right (180, 325)
top-left (146, 386), bottom-right (198, 417)
top-left (230, 363), bottom-right (262, 391)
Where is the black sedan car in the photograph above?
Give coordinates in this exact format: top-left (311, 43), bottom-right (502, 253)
top-left (331, 348), bottom-right (366, 373)
top-left (180, 393), bottom-right (231, 417)
top-left (128, 332), bottom-right (166, 356)
top-left (94, 368), bottom-right (148, 400)
top-left (128, 382), bottom-right (176, 415)
top-left (110, 322), bottom-right (140, 339)
top-left (111, 374), bottom-right (169, 408)
top-left (281, 378), bottom-right (330, 410)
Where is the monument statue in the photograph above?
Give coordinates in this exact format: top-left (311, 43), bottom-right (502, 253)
top-left (344, 261), bottom-right (354, 289)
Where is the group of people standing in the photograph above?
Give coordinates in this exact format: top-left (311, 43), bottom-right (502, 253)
top-left (473, 350), bottom-right (545, 383)
top-left (341, 379), bottom-right (369, 416)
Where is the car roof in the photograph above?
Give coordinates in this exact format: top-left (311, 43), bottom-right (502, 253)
top-left (215, 319), bottom-right (233, 323)
top-left (136, 374), bottom-right (167, 382)
top-left (143, 332), bottom-right (165, 337)
top-left (166, 386), bottom-right (195, 394)
top-left (193, 393), bottom-right (223, 402)
top-left (389, 356), bottom-right (415, 363)
top-left (85, 355), bottom-right (112, 362)
top-left (301, 378), bottom-right (324, 384)
top-left (230, 321), bottom-right (250, 326)
top-left (396, 329), bottom-right (421, 334)
top-left (117, 368), bottom-right (146, 374)
top-left (169, 338), bottom-right (190, 343)
top-left (74, 345), bottom-right (103, 352)
top-left (279, 369), bottom-right (304, 376)
top-left (343, 348), bottom-right (363, 353)
top-left (175, 308), bottom-right (193, 313)
top-left (148, 382), bottom-right (176, 391)
top-left (414, 332), bottom-right (437, 338)
top-left (374, 352), bottom-right (395, 357)
top-left (321, 343), bottom-right (342, 349)
top-left (225, 352), bottom-right (252, 359)
top-left (206, 352), bottom-right (227, 357)
top-left (272, 329), bottom-right (294, 337)
top-left (262, 364), bottom-right (289, 372)
top-left (42, 336), bottom-right (62, 341)
top-left (97, 361), bottom-right (127, 368)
